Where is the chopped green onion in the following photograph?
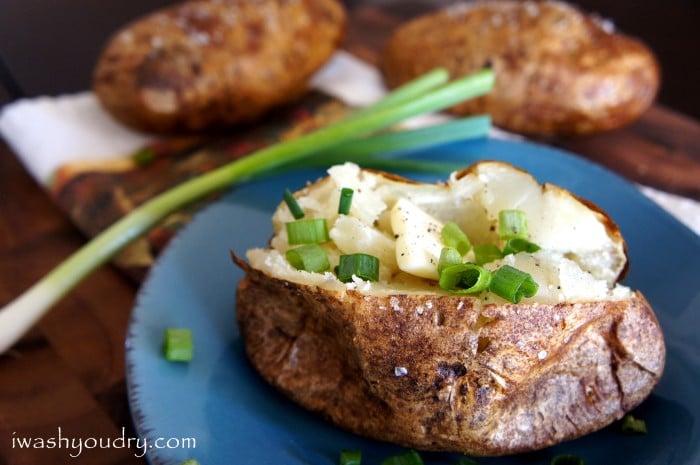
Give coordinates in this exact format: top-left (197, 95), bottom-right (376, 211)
top-left (285, 244), bottom-right (330, 273)
top-left (335, 254), bottom-right (380, 283)
top-left (339, 449), bottom-right (362, 465)
top-left (441, 222), bottom-right (471, 255)
top-left (163, 328), bottom-right (194, 362)
top-left (286, 218), bottom-right (330, 245)
top-left (438, 247), bottom-right (463, 275)
top-left (489, 265), bottom-right (539, 303)
top-left (179, 460), bottom-right (201, 465)
top-left (283, 188), bottom-right (305, 219)
top-left (381, 450), bottom-right (424, 465)
top-left (502, 238), bottom-right (541, 256)
top-left (455, 458), bottom-right (479, 465)
top-left (550, 454), bottom-right (584, 465)
top-left (338, 188), bottom-right (354, 215)
top-left (439, 263), bottom-right (491, 294)
top-left (620, 414), bottom-right (648, 434)
top-left (473, 243), bottom-right (503, 265)
top-left (131, 146), bottom-right (156, 166)
top-left (0, 68), bottom-right (495, 355)
top-left (498, 209), bottom-right (529, 240)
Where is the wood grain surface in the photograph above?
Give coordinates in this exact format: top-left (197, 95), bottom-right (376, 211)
top-left (0, 3), bottom-right (698, 465)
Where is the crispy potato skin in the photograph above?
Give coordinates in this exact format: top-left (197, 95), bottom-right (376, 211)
top-left (235, 256), bottom-right (665, 455)
top-left (381, 1), bottom-right (660, 135)
top-left (93, 0), bottom-right (345, 133)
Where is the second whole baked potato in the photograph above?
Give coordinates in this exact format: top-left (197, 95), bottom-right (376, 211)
top-left (381, 1), bottom-right (660, 136)
top-left (93, 0), bottom-right (346, 133)
top-left (235, 161), bottom-right (666, 456)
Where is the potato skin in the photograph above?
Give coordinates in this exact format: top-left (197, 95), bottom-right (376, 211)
top-left (93, 0), bottom-right (346, 133)
top-left (235, 256), bottom-right (665, 456)
top-left (381, 1), bottom-right (660, 136)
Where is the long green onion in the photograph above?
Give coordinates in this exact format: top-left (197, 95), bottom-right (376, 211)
top-left (259, 116), bottom-right (491, 178)
top-left (163, 328), bottom-right (194, 362)
top-left (321, 116), bottom-right (491, 162)
top-left (339, 449), bottom-right (362, 465)
top-left (473, 243), bottom-right (503, 265)
top-left (439, 263), bottom-right (491, 294)
top-left (502, 238), bottom-right (541, 256)
top-left (335, 253), bottom-right (380, 283)
top-left (381, 450), bottom-right (424, 465)
top-left (498, 209), bottom-right (529, 240)
top-left (441, 222), bottom-right (471, 255)
top-left (283, 188), bottom-right (305, 219)
top-left (0, 68), bottom-right (494, 354)
top-left (338, 188), bottom-right (354, 215)
top-left (350, 68), bottom-right (449, 118)
top-left (437, 247), bottom-right (463, 275)
top-left (286, 218), bottom-right (330, 245)
top-left (285, 244), bottom-right (330, 273)
top-left (489, 265), bottom-right (539, 303)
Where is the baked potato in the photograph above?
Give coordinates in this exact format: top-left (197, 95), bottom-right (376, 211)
top-left (235, 161), bottom-right (665, 455)
top-left (381, 1), bottom-right (660, 136)
top-left (93, 0), bottom-right (346, 133)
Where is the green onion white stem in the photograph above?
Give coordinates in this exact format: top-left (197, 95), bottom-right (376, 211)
top-left (0, 68), bottom-right (494, 354)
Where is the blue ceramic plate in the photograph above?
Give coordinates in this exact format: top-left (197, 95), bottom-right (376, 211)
top-left (126, 139), bottom-right (700, 465)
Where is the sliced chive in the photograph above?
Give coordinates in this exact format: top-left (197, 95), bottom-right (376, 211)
top-left (455, 458), bottom-right (479, 465)
top-left (131, 146), bottom-right (156, 166)
top-left (620, 414), bottom-right (648, 434)
top-left (551, 454), bottom-right (584, 465)
top-left (381, 450), bottom-right (424, 465)
top-left (473, 243), bottom-right (503, 265)
top-left (335, 253), bottom-right (380, 283)
top-left (438, 247), bottom-right (462, 276)
top-left (498, 209), bottom-right (528, 240)
top-left (286, 218), bottom-right (329, 245)
top-left (439, 263), bottom-right (491, 294)
top-left (338, 188), bottom-right (354, 215)
top-left (283, 188), bottom-right (305, 219)
top-left (441, 222), bottom-right (471, 255)
top-left (339, 449), bottom-right (362, 465)
top-left (163, 328), bottom-right (193, 362)
top-left (438, 247), bottom-right (463, 276)
top-left (489, 265), bottom-right (539, 303)
top-left (285, 244), bottom-right (330, 273)
top-left (502, 238), bottom-right (541, 256)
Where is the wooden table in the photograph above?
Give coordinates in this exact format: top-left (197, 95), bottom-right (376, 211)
top-left (0, 3), bottom-right (699, 465)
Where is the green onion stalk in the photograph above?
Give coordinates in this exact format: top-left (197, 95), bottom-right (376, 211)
top-left (0, 68), bottom-right (494, 354)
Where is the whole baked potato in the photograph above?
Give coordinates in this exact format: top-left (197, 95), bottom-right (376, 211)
top-left (93, 0), bottom-right (346, 133)
top-left (381, 1), bottom-right (660, 136)
top-left (235, 161), bottom-right (665, 455)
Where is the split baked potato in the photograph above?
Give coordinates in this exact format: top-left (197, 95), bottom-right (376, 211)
top-left (235, 161), bottom-right (665, 455)
top-left (93, 0), bottom-right (345, 133)
top-left (381, 1), bottom-right (660, 136)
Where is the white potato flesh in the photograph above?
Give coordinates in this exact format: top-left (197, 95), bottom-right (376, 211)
top-left (247, 162), bottom-right (629, 303)
top-left (391, 198), bottom-right (445, 280)
top-left (330, 215), bottom-right (398, 273)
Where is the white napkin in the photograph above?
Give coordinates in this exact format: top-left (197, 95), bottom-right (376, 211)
top-left (1, 51), bottom-right (699, 236)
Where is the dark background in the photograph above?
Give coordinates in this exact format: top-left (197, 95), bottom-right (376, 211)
top-left (1, 0), bottom-right (698, 119)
